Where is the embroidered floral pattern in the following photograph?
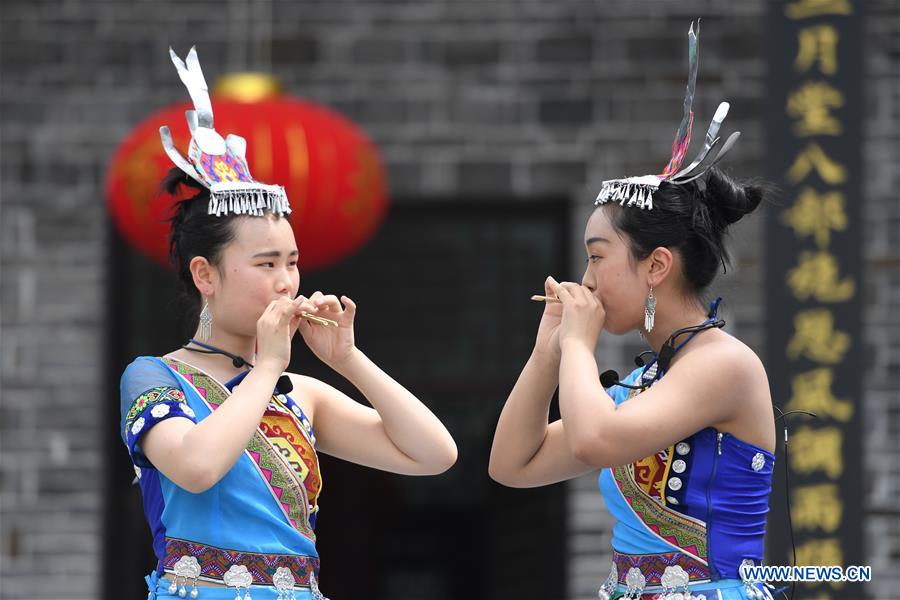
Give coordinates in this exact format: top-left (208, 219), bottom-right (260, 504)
top-left (124, 386), bottom-right (186, 428)
top-left (124, 385), bottom-right (197, 465)
top-left (151, 403), bottom-right (171, 418)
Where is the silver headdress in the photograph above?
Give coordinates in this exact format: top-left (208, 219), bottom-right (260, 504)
top-left (595, 21), bottom-right (741, 211)
top-left (159, 47), bottom-right (291, 217)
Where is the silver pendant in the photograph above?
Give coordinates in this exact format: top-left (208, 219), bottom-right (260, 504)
top-left (659, 565), bottom-right (692, 600)
top-left (623, 567), bottom-right (646, 599)
top-left (309, 571), bottom-right (330, 600)
top-left (751, 452), bottom-right (766, 471)
top-left (273, 567), bottom-right (297, 600)
top-left (171, 556), bottom-right (201, 599)
top-left (597, 562), bottom-right (618, 600)
top-left (223, 565), bottom-right (253, 600)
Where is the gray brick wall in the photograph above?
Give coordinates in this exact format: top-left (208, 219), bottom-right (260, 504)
top-left (860, 3), bottom-right (900, 599)
top-left (1, 1), bottom-right (896, 599)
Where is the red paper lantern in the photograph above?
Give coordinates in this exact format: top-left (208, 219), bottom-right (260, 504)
top-left (106, 75), bottom-right (389, 271)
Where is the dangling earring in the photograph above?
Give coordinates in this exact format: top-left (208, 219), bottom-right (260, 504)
top-left (198, 296), bottom-right (213, 342)
top-left (644, 287), bottom-right (656, 332)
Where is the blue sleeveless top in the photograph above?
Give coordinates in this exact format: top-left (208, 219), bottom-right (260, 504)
top-left (598, 364), bottom-right (775, 582)
top-left (119, 356), bottom-right (325, 597)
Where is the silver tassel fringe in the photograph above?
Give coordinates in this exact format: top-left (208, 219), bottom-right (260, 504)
top-left (208, 183), bottom-right (291, 217)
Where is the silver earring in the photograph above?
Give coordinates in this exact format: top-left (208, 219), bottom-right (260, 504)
top-left (199, 296), bottom-right (213, 342)
top-left (644, 287), bottom-right (656, 332)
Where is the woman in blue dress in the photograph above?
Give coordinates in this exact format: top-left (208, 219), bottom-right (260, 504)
top-left (120, 47), bottom-right (457, 600)
top-left (489, 23), bottom-right (776, 600)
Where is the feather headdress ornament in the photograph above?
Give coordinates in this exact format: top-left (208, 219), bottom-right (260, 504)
top-left (595, 22), bottom-right (741, 211)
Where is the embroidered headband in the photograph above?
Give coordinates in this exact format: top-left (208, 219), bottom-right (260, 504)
top-left (159, 47), bottom-right (291, 217)
top-left (594, 21), bottom-right (741, 211)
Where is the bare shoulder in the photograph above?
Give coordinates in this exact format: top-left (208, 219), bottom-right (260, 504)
top-left (709, 334), bottom-right (771, 399)
top-left (285, 373), bottom-right (333, 421)
top-left (679, 332), bottom-right (767, 386)
top-left (663, 332), bottom-right (771, 423)
top-left (686, 334), bottom-right (775, 450)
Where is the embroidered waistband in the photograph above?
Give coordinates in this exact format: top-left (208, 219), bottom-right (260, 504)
top-left (598, 553), bottom-right (770, 600)
top-left (163, 537), bottom-right (319, 587)
top-left (612, 550), bottom-right (711, 586)
top-left (598, 551), bottom-right (711, 600)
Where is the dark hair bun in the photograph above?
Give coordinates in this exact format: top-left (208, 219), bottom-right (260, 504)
top-left (160, 167), bottom-right (205, 198)
top-left (703, 167), bottom-right (765, 225)
top-left (602, 167), bottom-right (771, 295)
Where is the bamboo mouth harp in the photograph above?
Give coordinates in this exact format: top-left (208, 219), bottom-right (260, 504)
top-left (300, 312), bottom-right (339, 327)
top-left (531, 295), bottom-right (561, 304)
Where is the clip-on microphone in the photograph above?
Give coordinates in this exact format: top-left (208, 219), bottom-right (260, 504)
top-left (634, 351), bottom-right (655, 367)
top-left (600, 369), bottom-right (646, 390)
top-left (275, 375), bottom-right (294, 395)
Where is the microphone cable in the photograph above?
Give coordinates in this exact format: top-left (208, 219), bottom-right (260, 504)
top-left (182, 338), bottom-right (294, 394)
top-left (773, 406), bottom-right (818, 600)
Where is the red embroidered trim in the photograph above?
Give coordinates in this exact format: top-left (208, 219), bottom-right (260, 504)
top-left (612, 550), bottom-right (711, 586)
top-left (163, 537), bottom-right (318, 586)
